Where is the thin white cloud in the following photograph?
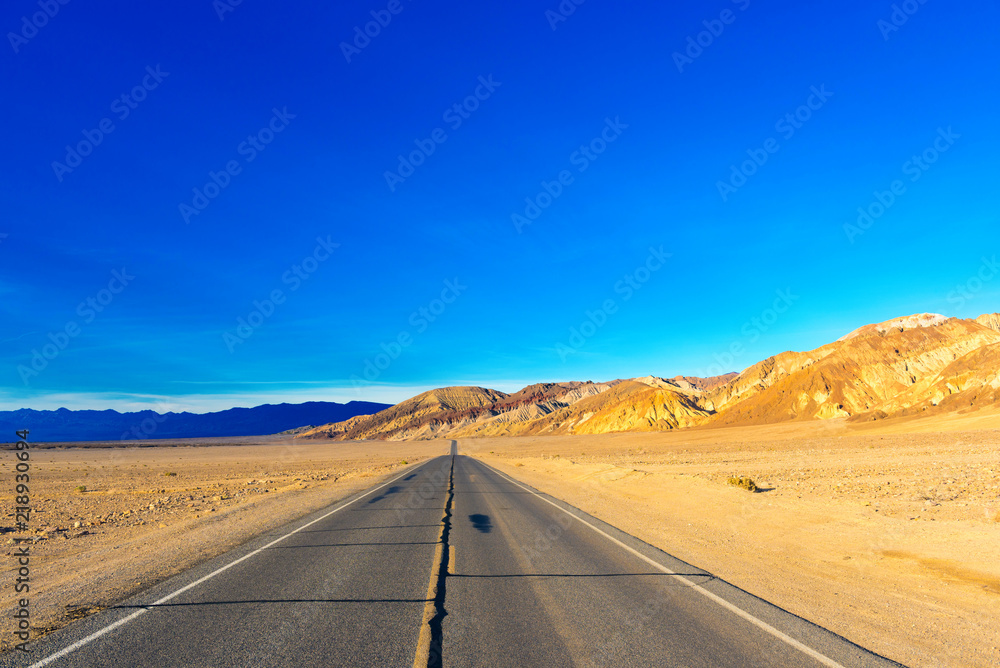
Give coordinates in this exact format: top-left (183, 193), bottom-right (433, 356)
top-left (0, 379), bottom-right (543, 413)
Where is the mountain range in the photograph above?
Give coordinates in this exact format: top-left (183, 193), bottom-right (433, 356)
top-left (0, 401), bottom-right (390, 442)
top-left (298, 313), bottom-right (1000, 441)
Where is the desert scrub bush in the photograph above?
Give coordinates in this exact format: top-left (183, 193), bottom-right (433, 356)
top-left (163, 471), bottom-right (177, 477)
top-left (727, 476), bottom-right (758, 492)
top-left (74, 485), bottom-right (86, 493)
top-left (400, 460), bottom-right (408, 465)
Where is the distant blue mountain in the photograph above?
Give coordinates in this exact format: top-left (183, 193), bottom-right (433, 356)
top-left (0, 401), bottom-right (391, 443)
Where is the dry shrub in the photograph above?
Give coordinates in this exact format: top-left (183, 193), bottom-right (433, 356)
top-left (727, 476), bottom-right (758, 493)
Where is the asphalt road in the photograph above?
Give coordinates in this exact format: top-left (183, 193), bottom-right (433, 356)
top-left (5, 444), bottom-right (905, 667)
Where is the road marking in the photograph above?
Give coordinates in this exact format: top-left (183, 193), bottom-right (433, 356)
top-left (477, 459), bottom-right (847, 668)
top-left (413, 539), bottom-right (445, 667)
top-left (413, 454), bottom-right (454, 668)
top-left (27, 462), bottom-right (430, 668)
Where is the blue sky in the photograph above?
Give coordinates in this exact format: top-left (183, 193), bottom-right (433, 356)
top-left (2, 0), bottom-right (998, 412)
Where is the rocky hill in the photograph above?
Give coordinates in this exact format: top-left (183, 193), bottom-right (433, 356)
top-left (706, 315), bottom-right (1000, 424)
top-left (297, 313), bottom-right (1000, 441)
top-left (297, 387), bottom-right (507, 441)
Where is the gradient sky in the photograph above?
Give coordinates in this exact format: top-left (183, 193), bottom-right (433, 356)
top-left (2, 0), bottom-right (998, 412)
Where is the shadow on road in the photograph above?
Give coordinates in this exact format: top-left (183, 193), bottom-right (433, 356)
top-left (367, 485), bottom-right (404, 503)
top-left (264, 541), bottom-right (439, 548)
top-left (451, 573), bottom-right (714, 580)
top-left (113, 598), bottom-right (432, 608)
top-left (468, 514), bottom-right (493, 533)
top-left (293, 525), bottom-right (442, 533)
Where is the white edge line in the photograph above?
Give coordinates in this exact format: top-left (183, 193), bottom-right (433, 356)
top-left (478, 459), bottom-right (847, 668)
top-left (27, 462), bottom-right (427, 668)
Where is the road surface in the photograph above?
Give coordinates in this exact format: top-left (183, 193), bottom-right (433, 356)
top-left (5, 443), bottom-right (904, 667)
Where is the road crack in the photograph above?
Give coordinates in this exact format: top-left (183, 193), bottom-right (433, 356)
top-left (414, 452), bottom-right (455, 668)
